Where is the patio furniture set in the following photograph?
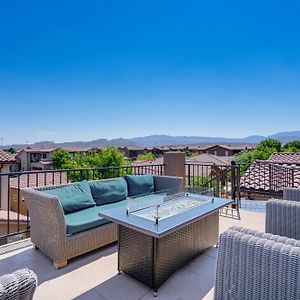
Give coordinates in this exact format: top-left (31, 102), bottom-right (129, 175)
top-left (3, 175), bottom-right (299, 299)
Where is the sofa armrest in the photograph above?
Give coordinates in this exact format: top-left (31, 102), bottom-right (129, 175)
top-left (215, 228), bottom-right (300, 300)
top-left (283, 187), bottom-right (300, 202)
top-left (266, 199), bottom-right (300, 240)
top-left (22, 188), bottom-right (67, 246)
top-left (153, 175), bottom-right (183, 192)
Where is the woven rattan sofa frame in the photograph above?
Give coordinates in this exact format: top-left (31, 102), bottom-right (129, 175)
top-left (22, 175), bottom-right (183, 268)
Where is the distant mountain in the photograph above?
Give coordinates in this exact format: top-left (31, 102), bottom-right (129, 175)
top-left (2, 131), bottom-right (300, 150)
top-left (3, 138), bottom-right (138, 150)
top-left (268, 131), bottom-right (300, 143)
top-left (131, 134), bottom-right (265, 147)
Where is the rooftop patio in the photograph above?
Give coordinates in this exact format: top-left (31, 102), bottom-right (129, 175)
top-left (0, 209), bottom-right (265, 300)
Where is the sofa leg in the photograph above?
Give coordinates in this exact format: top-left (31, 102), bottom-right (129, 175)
top-left (53, 260), bottom-right (68, 269)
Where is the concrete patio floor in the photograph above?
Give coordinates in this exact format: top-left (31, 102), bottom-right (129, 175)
top-left (0, 209), bottom-right (265, 300)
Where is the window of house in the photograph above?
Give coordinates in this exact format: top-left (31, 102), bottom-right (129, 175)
top-left (42, 153), bottom-right (47, 159)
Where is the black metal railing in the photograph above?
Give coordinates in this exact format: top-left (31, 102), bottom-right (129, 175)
top-left (1, 159), bottom-right (299, 246)
top-left (239, 160), bottom-right (298, 198)
top-left (186, 160), bottom-right (299, 202)
top-left (0, 164), bottom-right (163, 245)
top-left (185, 163), bottom-right (233, 198)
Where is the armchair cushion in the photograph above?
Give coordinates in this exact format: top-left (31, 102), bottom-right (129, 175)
top-left (89, 178), bottom-right (128, 206)
top-left (44, 181), bottom-right (96, 214)
top-left (125, 174), bottom-right (154, 197)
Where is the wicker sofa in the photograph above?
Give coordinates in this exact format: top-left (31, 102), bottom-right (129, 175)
top-left (214, 187), bottom-right (300, 300)
top-left (22, 175), bottom-right (182, 268)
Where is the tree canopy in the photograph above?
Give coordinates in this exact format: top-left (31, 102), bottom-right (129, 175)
top-left (52, 147), bottom-right (128, 181)
top-left (236, 138), bottom-right (300, 165)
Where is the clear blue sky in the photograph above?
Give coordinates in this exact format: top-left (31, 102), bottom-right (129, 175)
top-left (1, 1), bottom-right (300, 145)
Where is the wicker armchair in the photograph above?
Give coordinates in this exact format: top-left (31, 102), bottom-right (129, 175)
top-left (0, 269), bottom-right (38, 300)
top-left (22, 175), bottom-right (183, 268)
top-left (214, 226), bottom-right (300, 300)
top-left (266, 187), bottom-right (300, 240)
top-left (215, 188), bottom-right (300, 299)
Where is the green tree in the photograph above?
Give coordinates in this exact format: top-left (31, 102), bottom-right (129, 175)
top-left (4, 147), bottom-right (17, 154)
top-left (236, 138), bottom-right (282, 167)
top-left (256, 138), bottom-right (282, 152)
top-left (52, 149), bottom-right (72, 169)
top-left (52, 147), bottom-right (129, 181)
top-left (136, 152), bottom-right (155, 161)
top-left (283, 141), bottom-right (300, 152)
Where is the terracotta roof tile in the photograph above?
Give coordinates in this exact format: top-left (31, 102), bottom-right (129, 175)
top-left (268, 152), bottom-right (300, 165)
top-left (240, 160), bottom-right (300, 192)
top-left (0, 210), bottom-right (27, 222)
top-left (0, 150), bottom-right (16, 163)
top-left (10, 172), bottom-right (68, 189)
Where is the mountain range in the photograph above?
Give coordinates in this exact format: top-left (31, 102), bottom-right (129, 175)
top-left (2, 131), bottom-right (300, 149)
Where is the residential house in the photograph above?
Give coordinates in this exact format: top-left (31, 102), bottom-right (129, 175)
top-left (15, 146), bottom-right (100, 171)
top-left (204, 144), bottom-right (254, 156)
top-left (0, 149), bottom-right (16, 173)
top-left (15, 147), bottom-right (57, 170)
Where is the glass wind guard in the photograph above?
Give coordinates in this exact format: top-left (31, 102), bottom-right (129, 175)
top-left (128, 187), bottom-right (214, 223)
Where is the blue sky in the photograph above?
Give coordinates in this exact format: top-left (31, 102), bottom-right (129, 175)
top-left (1, 1), bottom-right (300, 145)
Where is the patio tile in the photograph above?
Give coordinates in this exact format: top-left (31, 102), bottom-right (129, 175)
top-left (185, 253), bottom-right (217, 281)
top-left (201, 245), bottom-right (218, 259)
top-left (72, 253), bottom-right (118, 288)
top-left (73, 289), bottom-right (108, 300)
top-left (139, 268), bottom-right (214, 300)
top-left (33, 273), bottom-right (92, 300)
top-left (93, 272), bottom-right (150, 300)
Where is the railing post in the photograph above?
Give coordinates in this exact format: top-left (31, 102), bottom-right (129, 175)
top-left (163, 152), bottom-right (185, 190)
top-left (0, 165), bottom-right (10, 210)
top-left (268, 163), bottom-right (273, 197)
top-left (231, 161), bottom-right (236, 202)
top-left (187, 164), bottom-right (191, 186)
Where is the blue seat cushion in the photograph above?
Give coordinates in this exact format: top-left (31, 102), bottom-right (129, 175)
top-left (124, 174), bottom-right (154, 197)
top-left (44, 181), bottom-right (96, 214)
top-left (89, 178), bottom-right (128, 206)
top-left (65, 200), bottom-right (127, 234)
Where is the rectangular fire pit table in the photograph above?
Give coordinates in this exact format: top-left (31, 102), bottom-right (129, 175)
top-left (100, 190), bottom-right (232, 296)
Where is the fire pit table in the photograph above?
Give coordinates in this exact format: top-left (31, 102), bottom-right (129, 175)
top-left (100, 188), bottom-right (232, 296)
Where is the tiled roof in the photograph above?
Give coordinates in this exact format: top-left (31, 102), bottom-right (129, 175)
top-left (0, 210), bottom-right (27, 222)
top-left (19, 146), bottom-right (97, 154)
top-left (0, 150), bottom-right (16, 163)
top-left (204, 144), bottom-right (250, 151)
top-left (131, 157), bottom-right (163, 166)
top-left (20, 147), bottom-right (58, 153)
top-left (186, 154), bottom-right (233, 165)
top-left (10, 172), bottom-right (68, 189)
top-left (268, 152), bottom-right (300, 165)
top-left (240, 160), bottom-right (300, 193)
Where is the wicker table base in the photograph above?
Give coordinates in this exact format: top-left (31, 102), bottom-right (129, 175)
top-left (118, 211), bottom-right (219, 295)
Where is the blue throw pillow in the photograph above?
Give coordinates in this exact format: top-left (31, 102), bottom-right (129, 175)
top-left (89, 178), bottom-right (128, 206)
top-left (44, 181), bottom-right (96, 214)
top-left (125, 174), bottom-right (154, 197)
